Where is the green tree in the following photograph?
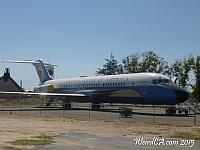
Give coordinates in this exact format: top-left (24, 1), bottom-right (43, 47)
top-left (122, 54), bottom-right (139, 73)
top-left (170, 59), bottom-right (183, 85)
top-left (121, 51), bottom-right (169, 74)
top-left (138, 51), bottom-right (169, 74)
top-left (182, 56), bottom-right (194, 87)
top-left (192, 56), bottom-right (200, 102)
top-left (170, 56), bottom-right (194, 87)
top-left (96, 53), bottom-right (122, 75)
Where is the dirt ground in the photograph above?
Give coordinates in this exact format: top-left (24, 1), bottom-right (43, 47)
top-left (0, 113), bottom-right (200, 149)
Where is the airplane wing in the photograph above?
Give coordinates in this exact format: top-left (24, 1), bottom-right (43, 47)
top-left (0, 88), bottom-right (141, 99)
top-left (0, 91), bottom-right (85, 97)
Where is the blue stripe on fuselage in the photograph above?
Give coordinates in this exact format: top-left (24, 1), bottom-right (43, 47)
top-left (54, 85), bottom-right (177, 105)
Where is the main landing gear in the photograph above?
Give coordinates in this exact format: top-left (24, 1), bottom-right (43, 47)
top-left (62, 100), bottom-right (71, 110)
top-left (91, 102), bottom-right (101, 110)
top-left (165, 106), bottom-right (189, 115)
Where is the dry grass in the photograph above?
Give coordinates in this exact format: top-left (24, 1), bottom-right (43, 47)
top-left (8, 135), bottom-right (54, 146)
top-left (171, 132), bottom-right (200, 140)
top-left (0, 113), bottom-right (200, 149)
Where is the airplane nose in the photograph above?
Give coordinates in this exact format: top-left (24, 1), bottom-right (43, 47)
top-left (162, 83), bottom-right (189, 103)
top-left (173, 86), bottom-right (189, 103)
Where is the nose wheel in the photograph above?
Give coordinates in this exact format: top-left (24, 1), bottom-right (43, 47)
top-left (165, 107), bottom-right (189, 115)
top-left (165, 107), bottom-right (176, 115)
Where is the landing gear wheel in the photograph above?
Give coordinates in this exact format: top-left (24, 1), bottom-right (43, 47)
top-left (166, 107), bottom-right (176, 115)
top-left (91, 103), bottom-right (101, 110)
top-left (184, 109), bottom-right (188, 115)
top-left (63, 101), bottom-right (71, 110)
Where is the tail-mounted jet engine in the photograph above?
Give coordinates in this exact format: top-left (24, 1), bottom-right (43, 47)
top-left (34, 84), bottom-right (55, 93)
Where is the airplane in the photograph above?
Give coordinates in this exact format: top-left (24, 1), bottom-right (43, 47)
top-left (0, 59), bottom-right (189, 114)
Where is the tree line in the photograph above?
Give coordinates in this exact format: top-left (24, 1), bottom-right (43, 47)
top-left (96, 51), bottom-right (200, 102)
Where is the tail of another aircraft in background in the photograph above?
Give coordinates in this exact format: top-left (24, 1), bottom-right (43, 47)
top-left (1, 59), bottom-right (55, 83)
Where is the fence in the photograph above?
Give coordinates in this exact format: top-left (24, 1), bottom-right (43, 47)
top-left (0, 98), bottom-right (199, 126)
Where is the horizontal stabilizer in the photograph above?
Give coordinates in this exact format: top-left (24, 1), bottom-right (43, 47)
top-left (1, 60), bottom-right (57, 67)
top-left (1, 59), bottom-right (56, 83)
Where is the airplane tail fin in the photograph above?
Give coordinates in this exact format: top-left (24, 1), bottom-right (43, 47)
top-left (1, 59), bottom-right (56, 83)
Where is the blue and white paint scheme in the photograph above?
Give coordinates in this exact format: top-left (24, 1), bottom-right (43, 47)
top-left (1, 59), bottom-right (189, 107)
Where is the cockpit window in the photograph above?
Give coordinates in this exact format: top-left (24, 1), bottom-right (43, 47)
top-left (152, 80), bottom-right (157, 84)
top-left (152, 79), bottom-right (170, 84)
top-left (158, 79), bottom-right (162, 84)
top-left (163, 79), bottom-right (169, 83)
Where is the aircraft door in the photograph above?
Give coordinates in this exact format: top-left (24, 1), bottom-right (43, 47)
top-left (141, 81), bottom-right (147, 95)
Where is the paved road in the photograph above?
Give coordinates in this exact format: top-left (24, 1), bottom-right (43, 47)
top-left (38, 131), bottom-right (200, 150)
top-left (1, 105), bottom-right (199, 126)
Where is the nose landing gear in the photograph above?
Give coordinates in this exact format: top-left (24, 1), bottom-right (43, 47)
top-left (165, 106), bottom-right (189, 115)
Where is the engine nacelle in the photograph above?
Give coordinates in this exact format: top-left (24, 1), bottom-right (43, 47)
top-left (34, 84), bottom-right (55, 93)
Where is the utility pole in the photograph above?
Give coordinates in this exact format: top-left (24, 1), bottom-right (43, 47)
top-left (20, 80), bottom-right (23, 89)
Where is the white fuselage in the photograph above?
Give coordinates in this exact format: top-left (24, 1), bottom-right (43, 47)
top-left (34, 73), bottom-right (183, 105)
top-left (39, 73), bottom-right (171, 92)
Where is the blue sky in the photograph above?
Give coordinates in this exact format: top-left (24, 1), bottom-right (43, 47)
top-left (0, 0), bottom-right (200, 90)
